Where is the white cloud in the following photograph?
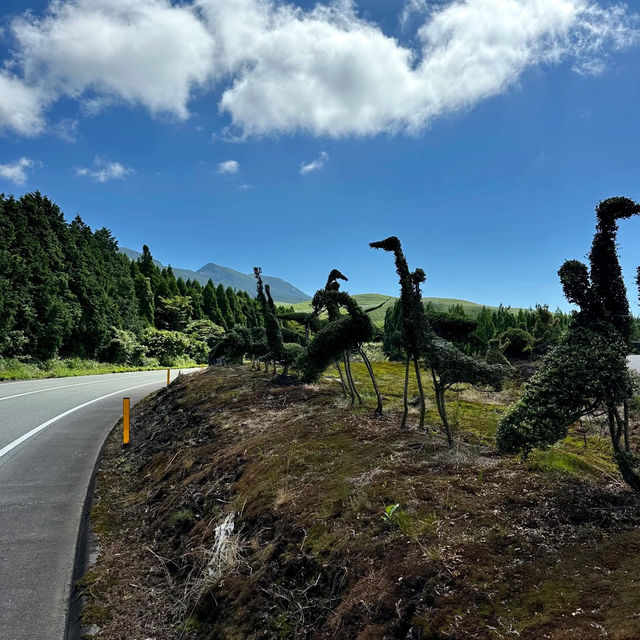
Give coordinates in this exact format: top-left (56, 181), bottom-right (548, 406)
top-left (208, 0), bottom-right (639, 137)
top-left (76, 156), bottom-right (134, 182)
top-left (51, 118), bottom-right (79, 142)
top-left (0, 157), bottom-right (35, 184)
top-left (12, 0), bottom-right (215, 119)
top-left (0, 73), bottom-right (45, 136)
top-left (300, 151), bottom-right (329, 175)
top-left (218, 159), bottom-right (240, 174)
top-left (400, 0), bottom-right (428, 29)
top-left (0, 0), bottom-right (637, 137)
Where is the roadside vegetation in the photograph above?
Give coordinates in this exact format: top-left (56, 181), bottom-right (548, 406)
top-left (0, 357), bottom-right (166, 381)
top-left (0, 192), bottom-right (272, 377)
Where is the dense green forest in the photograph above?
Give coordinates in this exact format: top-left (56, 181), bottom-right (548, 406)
top-left (0, 192), bottom-right (267, 368)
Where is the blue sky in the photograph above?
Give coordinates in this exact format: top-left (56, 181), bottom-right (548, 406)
top-left (1, 0), bottom-right (639, 310)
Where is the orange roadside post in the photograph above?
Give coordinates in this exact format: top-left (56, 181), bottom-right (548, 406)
top-left (123, 396), bottom-right (130, 446)
top-left (166, 368), bottom-right (170, 386)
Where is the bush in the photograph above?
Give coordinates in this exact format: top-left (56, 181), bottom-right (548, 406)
top-left (500, 327), bottom-right (534, 359)
top-left (184, 319), bottom-right (225, 348)
top-left (142, 328), bottom-right (206, 366)
top-left (106, 327), bottom-right (147, 365)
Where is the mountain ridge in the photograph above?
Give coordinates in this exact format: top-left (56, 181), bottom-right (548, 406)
top-left (120, 247), bottom-right (311, 303)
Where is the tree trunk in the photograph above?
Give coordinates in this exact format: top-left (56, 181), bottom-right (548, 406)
top-left (335, 360), bottom-right (350, 399)
top-left (413, 357), bottom-right (426, 429)
top-left (344, 353), bottom-right (362, 404)
top-left (432, 370), bottom-right (453, 447)
top-left (342, 354), bottom-right (355, 404)
top-left (402, 356), bottom-right (410, 427)
top-left (624, 400), bottom-right (631, 453)
top-left (359, 346), bottom-right (383, 416)
top-left (608, 402), bottom-right (640, 492)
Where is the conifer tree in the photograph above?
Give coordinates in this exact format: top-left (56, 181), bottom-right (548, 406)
top-left (253, 267), bottom-right (271, 370)
top-left (496, 197), bottom-right (640, 492)
top-left (137, 245), bottom-right (156, 280)
top-left (164, 266), bottom-right (179, 296)
top-left (264, 283), bottom-right (286, 373)
top-left (203, 280), bottom-right (224, 326)
top-left (134, 273), bottom-right (155, 326)
top-left (176, 277), bottom-right (187, 296)
top-left (216, 283), bottom-right (234, 329)
top-left (187, 280), bottom-right (204, 320)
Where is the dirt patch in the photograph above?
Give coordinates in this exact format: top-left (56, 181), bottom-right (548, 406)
top-left (81, 364), bottom-right (640, 639)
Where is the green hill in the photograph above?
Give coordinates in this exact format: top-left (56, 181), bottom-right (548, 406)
top-left (286, 293), bottom-right (520, 326)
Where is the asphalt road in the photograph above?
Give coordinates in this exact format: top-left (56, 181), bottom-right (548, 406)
top-left (0, 368), bottom-right (196, 640)
top-left (629, 355), bottom-right (640, 374)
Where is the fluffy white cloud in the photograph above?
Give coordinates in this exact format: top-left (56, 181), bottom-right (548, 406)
top-left (218, 159), bottom-right (240, 174)
top-left (214, 0), bottom-right (638, 136)
top-left (0, 73), bottom-right (45, 136)
top-left (0, 0), bottom-right (637, 137)
top-left (0, 157), bottom-right (35, 184)
top-left (300, 151), bottom-right (329, 175)
top-left (76, 156), bottom-right (134, 182)
top-left (12, 0), bottom-right (214, 118)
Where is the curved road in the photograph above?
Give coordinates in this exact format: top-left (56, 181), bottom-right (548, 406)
top-left (0, 369), bottom-right (196, 640)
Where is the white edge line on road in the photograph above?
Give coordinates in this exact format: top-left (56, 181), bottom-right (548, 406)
top-left (0, 372), bottom-right (162, 402)
top-left (0, 380), bottom-right (160, 461)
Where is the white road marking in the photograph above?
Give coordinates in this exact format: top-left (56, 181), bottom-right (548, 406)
top-left (0, 381), bottom-right (160, 461)
top-left (0, 373), bottom-right (159, 402)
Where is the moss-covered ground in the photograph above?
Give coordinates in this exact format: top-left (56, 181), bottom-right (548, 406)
top-left (81, 363), bottom-right (640, 640)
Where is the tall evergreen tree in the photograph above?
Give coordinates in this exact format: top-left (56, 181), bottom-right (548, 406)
top-left (203, 280), bottom-right (224, 326)
top-left (216, 283), bottom-right (233, 329)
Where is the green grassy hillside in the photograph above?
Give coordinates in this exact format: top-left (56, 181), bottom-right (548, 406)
top-left (285, 293), bottom-right (521, 326)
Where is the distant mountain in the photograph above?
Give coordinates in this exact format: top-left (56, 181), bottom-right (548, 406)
top-left (120, 247), bottom-right (311, 303)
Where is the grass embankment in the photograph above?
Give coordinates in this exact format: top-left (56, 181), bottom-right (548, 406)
top-left (0, 357), bottom-right (171, 381)
top-left (82, 363), bottom-right (640, 640)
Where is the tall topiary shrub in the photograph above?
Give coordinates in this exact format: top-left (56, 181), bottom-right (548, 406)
top-left (496, 197), bottom-right (640, 492)
top-left (371, 236), bottom-right (509, 442)
top-left (298, 287), bottom-right (382, 414)
top-left (370, 237), bottom-right (432, 427)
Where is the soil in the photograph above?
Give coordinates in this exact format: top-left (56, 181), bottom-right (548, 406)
top-left (79, 363), bottom-right (640, 640)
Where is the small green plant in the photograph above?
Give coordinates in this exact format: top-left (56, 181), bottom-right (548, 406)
top-left (381, 503), bottom-right (400, 524)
